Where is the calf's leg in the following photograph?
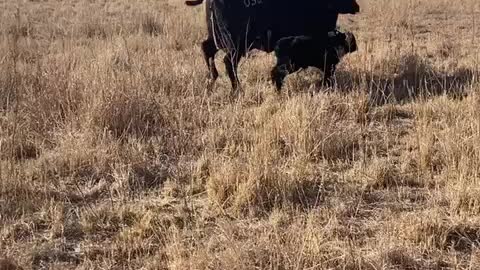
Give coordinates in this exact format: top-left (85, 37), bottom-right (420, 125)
top-left (322, 64), bottom-right (336, 87)
top-left (317, 61), bottom-right (337, 87)
top-left (271, 61), bottom-right (289, 91)
top-left (271, 57), bottom-right (299, 92)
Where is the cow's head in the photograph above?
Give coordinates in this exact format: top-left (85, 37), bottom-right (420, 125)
top-left (327, 0), bottom-right (360, 14)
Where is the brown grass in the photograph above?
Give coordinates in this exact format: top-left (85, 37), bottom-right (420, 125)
top-left (1, 0), bottom-right (480, 269)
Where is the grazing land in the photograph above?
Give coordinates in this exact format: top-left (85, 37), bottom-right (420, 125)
top-left (1, 0), bottom-right (480, 269)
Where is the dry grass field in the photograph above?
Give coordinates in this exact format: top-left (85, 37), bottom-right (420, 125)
top-left (1, 0), bottom-right (480, 269)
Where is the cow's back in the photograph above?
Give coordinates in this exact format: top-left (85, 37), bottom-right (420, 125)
top-left (271, 0), bottom-right (338, 37)
top-left (207, 0), bottom-right (340, 52)
top-left (209, 0), bottom-right (271, 50)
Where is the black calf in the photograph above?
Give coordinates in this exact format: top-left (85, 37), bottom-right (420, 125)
top-left (271, 30), bottom-right (357, 91)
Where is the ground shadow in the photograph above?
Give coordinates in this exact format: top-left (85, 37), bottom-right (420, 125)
top-left (335, 54), bottom-right (478, 106)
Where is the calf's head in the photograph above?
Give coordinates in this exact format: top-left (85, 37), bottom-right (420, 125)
top-left (327, 31), bottom-right (358, 58)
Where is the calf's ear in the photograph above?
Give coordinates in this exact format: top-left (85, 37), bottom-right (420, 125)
top-left (351, 1), bottom-right (360, 13)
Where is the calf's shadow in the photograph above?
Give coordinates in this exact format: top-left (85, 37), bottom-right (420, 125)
top-left (334, 54), bottom-right (478, 105)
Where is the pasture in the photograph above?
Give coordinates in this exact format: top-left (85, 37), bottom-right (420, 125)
top-left (1, 0), bottom-right (480, 268)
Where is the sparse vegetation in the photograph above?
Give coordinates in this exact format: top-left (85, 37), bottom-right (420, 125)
top-left (1, 0), bottom-right (480, 269)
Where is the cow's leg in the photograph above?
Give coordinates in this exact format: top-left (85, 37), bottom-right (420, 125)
top-left (201, 39), bottom-right (218, 81)
top-left (223, 51), bottom-right (243, 95)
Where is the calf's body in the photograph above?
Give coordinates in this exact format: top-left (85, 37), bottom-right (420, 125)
top-left (271, 31), bottom-right (357, 90)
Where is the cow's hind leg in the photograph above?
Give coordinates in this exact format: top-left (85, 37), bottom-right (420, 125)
top-left (201, 39), bottom-right (219, 82)
top-left (223, 51), bottom-right (243, 96)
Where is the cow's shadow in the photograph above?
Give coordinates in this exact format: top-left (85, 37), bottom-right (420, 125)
top-left (334, 54), bottom-right (477, 105)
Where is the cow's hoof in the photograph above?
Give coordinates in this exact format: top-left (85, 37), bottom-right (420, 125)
top-left (229, 87), bottom-right (242, 100)
top-left (204, 78), bottom-right (216, 93)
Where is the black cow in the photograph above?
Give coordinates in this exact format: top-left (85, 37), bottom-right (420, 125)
top-left (186, 0), bottom-right (360, 94)
top-left (271, 30), bottom-right (358, 91)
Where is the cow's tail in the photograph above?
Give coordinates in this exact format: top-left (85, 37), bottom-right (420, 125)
top-left (185, 0), bottom-right (203, 6)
